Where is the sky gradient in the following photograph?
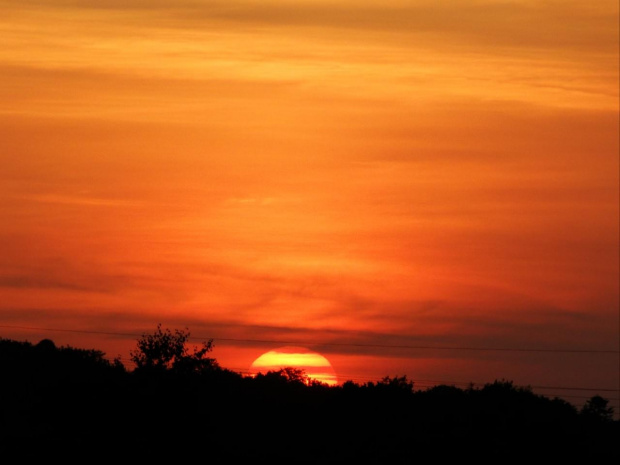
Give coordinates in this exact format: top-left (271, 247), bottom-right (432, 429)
top-left (1, 1), bottom-right (618, 412)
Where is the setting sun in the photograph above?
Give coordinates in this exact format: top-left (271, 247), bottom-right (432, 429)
top-left (249, 346), bottom-right (338, 386)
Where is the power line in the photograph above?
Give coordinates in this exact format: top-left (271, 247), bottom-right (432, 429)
top-left (234, 371), bottom-right (620, 404)
top-left (5, 323), bottom-right (617, 410)
top-left (218, 367), bottom-right (620, 399)
top-left (2, 324), bottom-right (619, 398)
top-left (1, 324), bottom-right (617, 354)
top-left (208, 336), bottom-right (618, 354)
top-left (0, 324), bottom-right (142, 339)
top-left (401, 378), bottom-right (620, 393)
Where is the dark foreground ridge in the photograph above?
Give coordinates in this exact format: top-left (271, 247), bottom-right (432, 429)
top-left (1, 327), bottom-right (618, 462)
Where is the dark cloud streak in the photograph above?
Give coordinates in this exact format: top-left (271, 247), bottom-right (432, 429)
top-left (6, 1), bottom-right (616, 54)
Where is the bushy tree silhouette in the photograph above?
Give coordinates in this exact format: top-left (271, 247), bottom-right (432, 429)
top-left (129, 323), bottom-right (218, 374)
top-left (376, 374), bottom-right (415, 393)
top-left (581, 395), bottom-right (614, 422)
top-left (258, 367), bottom-right (309, 384)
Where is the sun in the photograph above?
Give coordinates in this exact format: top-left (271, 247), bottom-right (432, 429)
top-left (248, 346), bottom-right (338, 386)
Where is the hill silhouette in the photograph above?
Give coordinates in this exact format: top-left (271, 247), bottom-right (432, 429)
top-left (1, 328), bottom-right (618, 462)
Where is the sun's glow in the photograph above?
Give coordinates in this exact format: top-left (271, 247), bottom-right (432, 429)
top-left (249, 346), bottom-right (338, 386)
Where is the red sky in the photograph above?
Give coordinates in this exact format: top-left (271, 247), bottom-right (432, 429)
top-left (1, 1), bottom-right (618, 413)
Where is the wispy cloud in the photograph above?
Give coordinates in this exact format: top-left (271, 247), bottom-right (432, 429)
top-left (21, 193), bottom-right (145, 208)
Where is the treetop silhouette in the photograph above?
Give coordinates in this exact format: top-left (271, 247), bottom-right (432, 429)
top-left (129, 323), bottom-right (219, 375)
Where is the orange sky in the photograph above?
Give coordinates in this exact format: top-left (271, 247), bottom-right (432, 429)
top-left (1, 0), bottom-right (618, 411)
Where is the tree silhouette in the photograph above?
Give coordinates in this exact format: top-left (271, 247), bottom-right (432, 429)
top-left (376, 374), bottom-right (415, 393)
top-left (253, 367), bottom-right (310, 387)
top-left (129, 323), bottom-right (217, 374)
top-left (581, 395), bottom-right (614, 422)
top-left (275, 366), bottom-right (310, 384)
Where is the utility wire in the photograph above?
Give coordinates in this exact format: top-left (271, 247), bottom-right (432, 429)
top-left (208, 336), bottom-right (618, 354)
top-left (2, 324), bottom-right (619, 398)
top-left (1, 324), bottom-right (616, 354)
